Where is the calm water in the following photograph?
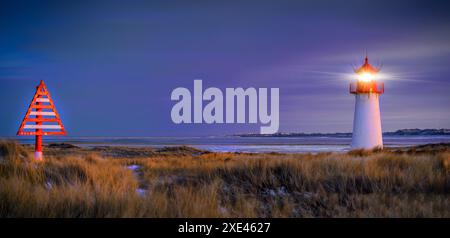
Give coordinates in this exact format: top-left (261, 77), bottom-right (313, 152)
top-left (6, 135), bottom-right (450, 153)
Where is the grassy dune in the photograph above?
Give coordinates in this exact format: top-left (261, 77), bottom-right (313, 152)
top-left (0, 140), bottom-right (449, 218)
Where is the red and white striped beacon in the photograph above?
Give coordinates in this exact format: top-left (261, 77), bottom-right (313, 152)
top-left (17, 80), bottom-right (66, 161)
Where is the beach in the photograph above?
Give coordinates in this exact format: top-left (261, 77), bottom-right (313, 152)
top-left (0, 140), bottom-right (449, 218)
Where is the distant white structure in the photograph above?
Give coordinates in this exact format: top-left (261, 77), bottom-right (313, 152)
top-left (350, 56), bottom-right (384, 149)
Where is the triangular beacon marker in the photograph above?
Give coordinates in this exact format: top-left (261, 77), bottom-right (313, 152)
top-left (17, 80), bottom-right (66, 161)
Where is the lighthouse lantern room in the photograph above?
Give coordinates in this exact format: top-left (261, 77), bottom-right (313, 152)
top-left (350, 56), bottom-right (384, 149)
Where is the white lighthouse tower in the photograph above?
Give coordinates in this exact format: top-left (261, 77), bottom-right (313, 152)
top-left (350, 56), bottom-right (384, 149)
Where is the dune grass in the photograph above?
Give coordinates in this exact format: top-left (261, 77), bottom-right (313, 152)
top-left (0, 140), bottom-right (448, 217)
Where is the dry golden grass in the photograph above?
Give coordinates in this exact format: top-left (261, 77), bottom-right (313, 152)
top-left (0, 140), bottom-right (449, 217)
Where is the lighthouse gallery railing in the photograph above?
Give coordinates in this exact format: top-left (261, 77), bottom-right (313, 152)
top-left (350, 81), bottom-right (384, 94)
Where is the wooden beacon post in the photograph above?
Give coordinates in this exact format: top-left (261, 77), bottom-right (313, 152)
top-left (17, 80), bottom-right (66, 161)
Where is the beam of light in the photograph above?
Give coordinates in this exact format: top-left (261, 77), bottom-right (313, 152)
top-left (299, 69), bottom-right (394, 82)
top-left (358, 73), bottom-right (374, 82)
top-left (296, 64), bottom-right (441, 85)
top-left (349, 72), bottom-right (391, 82)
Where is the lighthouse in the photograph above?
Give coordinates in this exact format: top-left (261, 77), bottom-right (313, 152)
top-left (350, 56), bottom-right (384, 149)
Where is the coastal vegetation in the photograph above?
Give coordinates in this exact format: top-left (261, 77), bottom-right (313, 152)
top-left (0, 140), bottom-right (448, 217)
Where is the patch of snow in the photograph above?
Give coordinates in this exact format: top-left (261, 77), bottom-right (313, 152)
top-left (301, 192), bottom-right (314, 199)
top-left (136, 188), bottom-right (146, 197)
top-left (126, 164), bottom-right (148, 197)
top-left (219, 206), bottom-right (228, 215)
top-left (127, 164), bottom-right (141, 171)
top-left (45, 181), bottom-right (53, 190)
top-left (263, 186), bottom-right (288, 197)
top-left (267, 189), bottom-right (277, 197)
top-left (277, 186), bottom-right (288, 196)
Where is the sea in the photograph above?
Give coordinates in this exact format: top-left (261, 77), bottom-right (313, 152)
top-left (6, 135), bottom-right (450, 153)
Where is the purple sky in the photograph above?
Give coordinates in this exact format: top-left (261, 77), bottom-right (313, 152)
top-left (1, 0), bottom-right (450, 136)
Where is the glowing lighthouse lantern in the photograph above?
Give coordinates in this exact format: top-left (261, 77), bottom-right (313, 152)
top-left (17, 80), bottom-right (66, 161)
top-left (350, 56), bottom-right (384, 149)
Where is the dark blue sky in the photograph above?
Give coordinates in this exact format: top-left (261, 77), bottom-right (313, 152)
top-left (1, 0), bottom-right (450, 136)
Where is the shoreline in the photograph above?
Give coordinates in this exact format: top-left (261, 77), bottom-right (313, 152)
top-left (5, 138), bottom-right (352, 153)
top-left (14, 141), bottom-right (450, 158)
top-left (5, 134), bottom-right (450, 154)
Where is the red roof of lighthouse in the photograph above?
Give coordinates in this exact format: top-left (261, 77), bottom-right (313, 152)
top-left (355, 56), bottom-right (379, 74)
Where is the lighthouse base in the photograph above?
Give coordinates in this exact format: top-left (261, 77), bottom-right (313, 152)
top-left (351, 93), bottom-right (383, 149)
